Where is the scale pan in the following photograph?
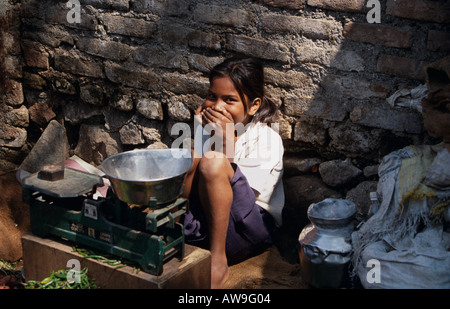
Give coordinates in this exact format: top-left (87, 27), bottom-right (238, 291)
top-left (101, 148), bottom-right (192, 206)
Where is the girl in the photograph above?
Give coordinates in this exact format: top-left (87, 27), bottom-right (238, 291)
top-left (182, 57), bottom-right (284, 289)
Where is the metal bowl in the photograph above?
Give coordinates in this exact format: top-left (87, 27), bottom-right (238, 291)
top-left (101, 148), bottom-right (192, 206)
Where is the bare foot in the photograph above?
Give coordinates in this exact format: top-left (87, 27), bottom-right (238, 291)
top-left (211, 262), bottom-right (229, 289)
top-left (210, 253), bottom-right (229, 289)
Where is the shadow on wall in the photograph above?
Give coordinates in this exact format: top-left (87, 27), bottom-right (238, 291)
top-left (273, 0), bottom-right (449, 267)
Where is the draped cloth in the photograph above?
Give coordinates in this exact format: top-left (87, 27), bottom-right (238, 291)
top-left (351, 144), bottom-right (450, 288)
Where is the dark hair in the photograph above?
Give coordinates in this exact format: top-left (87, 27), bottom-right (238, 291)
top-left (209, 57), bottom-right (279, 124)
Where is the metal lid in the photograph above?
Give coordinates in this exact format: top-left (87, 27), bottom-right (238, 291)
top-left (22, 167), bottom-right (104, 198)
top-left (307, 198), bottom-right (356, 228)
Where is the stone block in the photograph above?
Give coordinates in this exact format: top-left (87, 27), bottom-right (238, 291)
top-left (328, 120), bottom-right (384, 154)
top-left (307, 0), bottom-right (366, 12)
top-left (0, 125), bottom-right (27, 148)
top-left (101, 14), bottom-right (157, 38)
top-left (2, 79), bottom-right (24, 106)
top-left (283, 154), bottom-right (322, 176)
top-left (330, 50), bottom-right (365, 72)
top-left (294, 45), bottom-right (365, 72)
top-left (254, 0), bottom-right (304, 10)
top-left (350, 104), bottom-right (423, 134)
top-left (318, 158), bottom-right (362, 187)
top-left (1, 29), bottom-right (21, 55)
top-left (167, 99), bottom-right (192, 122)
top-left (159, 21), bottom-right (191, 46)
top-left (62, 101), bottom-right (103, 125)
top-left (4, 105), bottom-right (29, 128)
top-left (136, 118), bottom-right (164, 144)
top-left (346, 181), bottom-right (378, 221)
top-left (276, 115), bottom-right (292, 140)
top-left (363, 165), bottom-right (379, 178)
top-left (103, 107), bottom-right (132, 132)
top-left (136, 97), bottom-right (164, 121)
top-left (23, 72), bottom-right (46, 90)
top-left (193, 4), bottom-right (254, 28)
top-left (377, 54), bottom-right (428, 81)
top-left (83, 0), bottom-right (129, 10)
top-left (386, 0), bottom-right (450, 23)
top-left (427, 30), bottom-right (450, 52)
top-left (265, 68), bottom-right (310, 89)
top-left (19, 120), bottom-right (69, 173)
top-left (285, 95), bottom-right (347, 122)
top-left (109, 92), bottom-right (134, 112)
top-left (320, 74), bottom-right (390, 100)
top-left (132, 0), bottom-right (190, 16)
top-left (3, 55), bottom-right (22, 79)
top-left (54, 49), bottom-right (104, 78)
top-left (293, 117), bottom-right (329, 146)
top-left (74, 124), bottom-right (122, 167)
top-left (21, 40), bottom-right (49, 69)
top-left (187, 54), bottom-right (224, 73)
top-left (162, 72), bottom-right (209, 97)
top-left (344, 22), bottom-right (412, 49)
top-left (22, 23), bottom-right (75, 48)
top-left (76, 38), bottom-right (130, 62)
top-left (80, 83), bottom-right (104, 106)
top-left (28, 102), bottom-right (55, 127)
top-left (186, 30), bottom-right (222, 51)
top-left (226, 34), bottom-right (290, 63)
top-left (262, 14), bottom-right (339, 40)
top-left (295, 45), bottom-right (336, 67)
top-left (133, 45), bottom-right (189, 70)
top-left (105, 62), bottom-right (160, 91)
top-left (53, 77), bottom-right (77, 95)
top-left (119, 122), bottom-right (145, 145)
top-left (283, 174), bottom-right (342, 236)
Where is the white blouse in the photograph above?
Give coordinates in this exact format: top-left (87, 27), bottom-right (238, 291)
top-left (194, 121), bottom-right (285, 226)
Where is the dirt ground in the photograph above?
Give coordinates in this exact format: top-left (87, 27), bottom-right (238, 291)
top-left (224, 246), bottom-right (307, 289)
top-left (0, 171), bottom-right (30, 262)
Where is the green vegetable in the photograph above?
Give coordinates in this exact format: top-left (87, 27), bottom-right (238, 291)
top-left (25, 268), bottom-right (99, 289)
top-left (72, 246), bottom-right (141, 272)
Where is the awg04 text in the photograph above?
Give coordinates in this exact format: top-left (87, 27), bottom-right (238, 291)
top-left (221, 293), bottom-right (271, 304)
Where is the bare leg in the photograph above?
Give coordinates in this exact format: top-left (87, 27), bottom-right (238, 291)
top-left (182, 149), bottom-right (201, 199)
top-left (197, 151), bottom-right (234, 289)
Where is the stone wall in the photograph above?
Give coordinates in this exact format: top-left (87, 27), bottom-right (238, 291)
top-left (1, 0), bottom-right (26, 170)
top-left (1, 0), bottom-right (449, 260)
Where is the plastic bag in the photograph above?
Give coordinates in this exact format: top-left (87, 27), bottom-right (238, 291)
top-left (352, 144), bottom-right (450, 288)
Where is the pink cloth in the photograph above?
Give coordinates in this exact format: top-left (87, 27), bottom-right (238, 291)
top-left (63, 159), bottom-right (109, 197)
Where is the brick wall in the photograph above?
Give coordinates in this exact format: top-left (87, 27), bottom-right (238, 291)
top-left (1, 0), bottom-right (449, 265)
top-left (1, 0), bottom-right (449, 171)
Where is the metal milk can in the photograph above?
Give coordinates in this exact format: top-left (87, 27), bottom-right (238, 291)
top-left (298, 198), bottom-right (356, 288)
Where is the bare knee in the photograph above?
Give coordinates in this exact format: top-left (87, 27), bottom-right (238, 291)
top-left (198, 151), bottom-right (232, 180)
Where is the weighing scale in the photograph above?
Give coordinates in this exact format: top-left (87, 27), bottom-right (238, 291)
top-left (22, 166), bottom-right (188, 276)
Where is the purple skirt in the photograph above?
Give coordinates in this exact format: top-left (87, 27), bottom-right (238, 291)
top-left (183, 163), bottom-right (275, 265)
